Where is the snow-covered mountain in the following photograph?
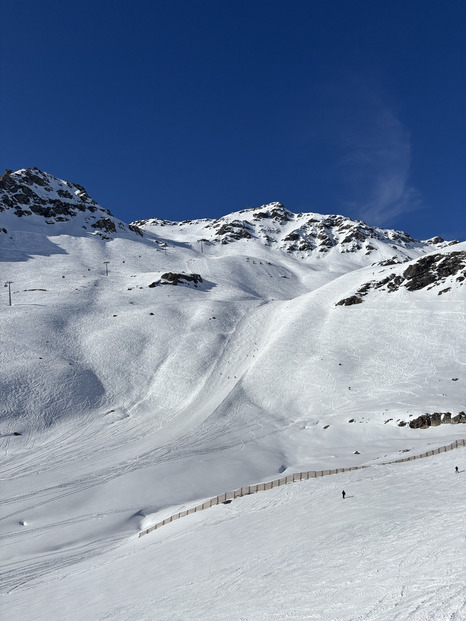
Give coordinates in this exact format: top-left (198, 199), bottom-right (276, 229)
top-left (1, 168), bottom-right (465, 620)
top-left (134, 200), bottom-right (456, 261)
top-left (2, 168), bottom-right (464, 430)
top-left (0, 167), bottom-right (142, 238)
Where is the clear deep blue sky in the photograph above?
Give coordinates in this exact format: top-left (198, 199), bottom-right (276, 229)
top-left (1, 1), bottom-right (465, 240)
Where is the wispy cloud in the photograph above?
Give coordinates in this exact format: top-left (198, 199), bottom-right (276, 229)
top-left (343, 99), bottom-right (422, 225)
top-left (319, 77), bottom-right (423, 226)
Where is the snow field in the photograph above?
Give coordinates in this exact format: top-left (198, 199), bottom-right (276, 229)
top-left (1, 202), bottom-right (465, 620)
top-left (138, 439), bottom-right (466, 538)
top-left (2, 448), bottom-right (464, 620)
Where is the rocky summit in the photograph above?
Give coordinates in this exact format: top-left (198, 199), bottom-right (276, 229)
top-left (1, 168), bottom-right (457, 263)
top-left (0, 167), bottom-right (462, 298)
top-left (133, 200), bottom-right (456, 263)
top-left (0, 168), bottom-right (142, 238)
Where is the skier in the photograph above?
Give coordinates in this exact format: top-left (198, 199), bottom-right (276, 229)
top-left (342, 490), bottom-right (346, 499)
top-left (455, 466), bottom-right (459, 473)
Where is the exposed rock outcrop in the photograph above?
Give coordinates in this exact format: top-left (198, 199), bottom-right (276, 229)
top-left (0, 168), bottom-right (142, 238)
top-left (336, 251), bottom-right (466, 305)
top-left (215, 221), bottom-right (253, 243)
top-left (335, 295), bottom-right (363, 306)
top-left (403, 252), bottom-right (466, 291)
top-left (148, 273), bottom-right (203, 287)
top-left (403, 411), bottom-right (466, 429)
top-left (91, 218), bottom-right (117, 234)
top-left (0, 168), bottom-right (102, 218)
top-left (133, 200), bottom-right (454, 263)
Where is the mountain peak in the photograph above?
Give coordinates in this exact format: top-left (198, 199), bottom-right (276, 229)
top-left (0, 168), bottom-right (103, 217)
top-left (134, 200), bottom-right (455, 265)
top-left (0, 168), bottom-right (143, 239)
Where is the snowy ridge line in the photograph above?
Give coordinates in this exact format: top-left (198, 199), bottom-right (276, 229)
top-left (138, 439), bottom-right (465, 538)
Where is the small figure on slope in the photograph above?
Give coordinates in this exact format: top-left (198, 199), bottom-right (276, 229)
top-left (342, 490), bottom-right (346, 499)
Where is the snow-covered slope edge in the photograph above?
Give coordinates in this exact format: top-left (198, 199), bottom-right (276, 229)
top-left (1, 168), bottom-right (465, 618)
top-left (2, 448), bottom-right (464, 621)
top-left (138, 438), bottom-right (465, 537)
top-left (0, 167), bottom-right (143, 239)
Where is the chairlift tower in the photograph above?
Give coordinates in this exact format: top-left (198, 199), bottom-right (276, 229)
top-left (4, 281), bottom-right (13, 306)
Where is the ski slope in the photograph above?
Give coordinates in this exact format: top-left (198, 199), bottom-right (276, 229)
top-left (2, 448), bottom-right (464, 620)
top-left (1, 172), bottom-right (465, 619)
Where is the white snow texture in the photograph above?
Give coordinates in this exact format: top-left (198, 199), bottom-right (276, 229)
top-left (0, 169), bottom-right (465, 620)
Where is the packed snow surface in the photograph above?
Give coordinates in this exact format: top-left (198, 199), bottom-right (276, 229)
top-left (2, 451), bottom-right (465, 620)
top-left (1, 170), bottom-right (465, 619)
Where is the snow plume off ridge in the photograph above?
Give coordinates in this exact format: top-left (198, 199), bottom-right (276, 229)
top-left (0, 168), bottom-right (465, 620)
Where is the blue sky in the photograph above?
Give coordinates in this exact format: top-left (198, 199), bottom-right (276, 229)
top-left (1, 1), bottom-right (465, 240)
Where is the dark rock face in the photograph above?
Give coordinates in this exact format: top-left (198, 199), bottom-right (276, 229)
top-left (0, 169), bottom-right (16, 193)
top-left (375, 274), bottom-right (405, 292)
top-left (427, 236), bottom-right (445, 245)
top-left (335, 295), bottom-right (363, 306)
top-left (251, 211), bottom-right (271, 220)
top-left (408, 414), bottom-right (434, 429)
top-left (149, 273), bottom-right (203, 287)
top-left (407, 411), bottom-right (466, 429)
top-left (0, 168), bottom-right (142, 239)
top-left (0, 168), bottom-right (103, 217)
top-left (91, 218), bottom-right (117, 234)
top-left (215, 220), bottom-right (253, 243)
top-left (336, 250), bottom-right (466, 306)
top-left (269, 206), bottom-right (292, 224)
top-left (211, 204), bottom-right (415, 256)
top-left (376, 257), bottom-right (405, 267)
top-left (276, 212), bottom-right (427, 257)
top-left (403, 252), bottom-right (466, 291)
top-left (128, 224), bottom-right (143, 236)
top-left (15, 208), bottom-right (33, 217)
top-left (283, 232), bottom-right (300, 242)
top-left (248, 203), bottom-right (292, 224)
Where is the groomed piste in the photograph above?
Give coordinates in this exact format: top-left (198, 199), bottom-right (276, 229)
top-left (1, 170), bottom-right (465, 620)
top-left (138, 438), bottom-right (466, 537)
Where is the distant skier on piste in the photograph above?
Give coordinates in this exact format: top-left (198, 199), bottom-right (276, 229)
top-left (342, 490), bottom-right (346, 499)
top-left (455, 466), bottom-right (459, 473)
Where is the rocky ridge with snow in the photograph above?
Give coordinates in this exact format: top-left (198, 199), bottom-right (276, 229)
top-left (0, 168), bottom-right (142, 238)
top-left (1, 168), bottom-right (466, 620)
top-left (1, 167), bottom-right (464, 429)
top-left (336, 250), bottom-right (466, 306)
top-left (133, 201), bottom-right (456, 261)
top-left (1, 168), bottom-right (457, 264)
